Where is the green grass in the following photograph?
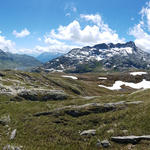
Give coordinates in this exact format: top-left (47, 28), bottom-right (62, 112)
top-left (0, 70), bottom-right (150, 149)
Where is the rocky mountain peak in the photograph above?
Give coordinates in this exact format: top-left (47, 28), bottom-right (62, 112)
top-left (35, 41), bottom-right (150, 73)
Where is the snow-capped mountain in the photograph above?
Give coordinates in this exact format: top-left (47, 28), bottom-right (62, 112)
top-left (34, 41), bottom-right (150, 72)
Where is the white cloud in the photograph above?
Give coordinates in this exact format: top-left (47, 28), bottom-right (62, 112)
top-left (37, 37), bottom-right (42, 41)
top-left (0, 35), bottom-right (15, 52)
top-left (129, 1), bottom-right (150, 52)
top-left (13, 28), bottom-right (30, 38)
top-left (2, 14), bottom-right (124, 55)
top-left (80, 14), bottom-right (103, 27)
top-left (49, 14), bottom-right (124, 46)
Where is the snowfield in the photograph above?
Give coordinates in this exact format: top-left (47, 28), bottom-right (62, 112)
top-left (99, 79), bottom-right (150, 90)
top-left (130, 72), bottom-right (147, 76)
top-left (62, 75), bottom-right (78, 80)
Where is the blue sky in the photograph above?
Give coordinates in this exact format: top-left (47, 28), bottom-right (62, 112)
top-left (0, 0), bottom-right (150, 56)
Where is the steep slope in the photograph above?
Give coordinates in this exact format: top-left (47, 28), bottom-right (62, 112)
top-left (36, 41), bottom-right (150, 72)
top-left (0, 49), bottom-right (41, 70)
top-left (36, 52), bottom-right (63, 63)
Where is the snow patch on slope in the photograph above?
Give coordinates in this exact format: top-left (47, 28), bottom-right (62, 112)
top-left (62, 75), bottom-right (78, 80)
top-left (130, 72), bottom-right (147, 76)
top-left (99, 79), bottom-right (150, 90)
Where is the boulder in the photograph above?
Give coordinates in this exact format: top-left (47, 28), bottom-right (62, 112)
top-left (111, 135), bottom-right (150, 144)
top-left (17, 89), bottom-right (68, 101)
top-left (101, 140), bottom-right (111, 148)
top-left (80, 129), bottom-right (96, 136)
top-left (0, 115), bottom-right (11, 125)
top-left (10, 129), bottom-right (17, 140)
top-left (107, 129), bottom-right (114, 134)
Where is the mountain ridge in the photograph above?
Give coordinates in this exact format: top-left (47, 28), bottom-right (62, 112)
top-left (33, 41), bottom-right (150, 73)
top-left (36, 52), bottom-right (63, 63)
top-left (0, 49), bottom-right (42, 70)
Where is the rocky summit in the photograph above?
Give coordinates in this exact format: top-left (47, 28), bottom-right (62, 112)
top-left (34, 41), bottom-right (150, 73)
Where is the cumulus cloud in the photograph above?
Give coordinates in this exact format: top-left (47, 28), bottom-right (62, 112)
top-left (0, 35), bottom-right (15, 52)
top-left (129, 1), bottom-right (150, 52)
top-left (27, 14), bottom-right (124, 55)
top-left (13, 28), bottom-right (30, 38)
top-left (80, 14), bottom-right (103, 27)
top-left (48, 14), bottom-right (124, 47)
top-left (5, 14), bottom-right (124, 55)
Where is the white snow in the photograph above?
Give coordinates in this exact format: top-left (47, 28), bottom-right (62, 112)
top-left (99, 79), bottom-right (150, 90)
top-left (62, 75), bottom-right (78, 80)
top-left (130, 72), bottom-right (147, 76)
top-left (95, 56), bottom-right (103, 61)
top-left (98, 77), bottom-right (107, 80)
top-left (80, 51), bottom-right (89, 55)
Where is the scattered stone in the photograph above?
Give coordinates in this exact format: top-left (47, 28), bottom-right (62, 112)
top-left (3, 144), bottom-right (22, 150)
top-left (0, 115), bottom-right (11, 125)
top-left (101, 140), bottom-right (111, 148)
top-left (113, 123), bottom-right (118, 127)
top-left (98, 124), bottom-right (106, 130)
top-left (111, 135), bottom-right (150, 144)
top-left (122, 130), bottom-right (128, 134)
top-left (10, 129), bottom-right (17, 140)
top-left (127, 144), bottom-right (136, 150)
top-left (80, 129), bottom-right (96, 136)
top-left (96, 139), bottom-right (101, 148)
top-left (107, 129), bottom-right (114, 134)
top-left (5, 125), bottom-right (9, 128)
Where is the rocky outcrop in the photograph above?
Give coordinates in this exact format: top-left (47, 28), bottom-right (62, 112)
top-left (16, 89), bottom-right (68, 101)
top-left (111, 135), bottom-right (150, 144)
top-left (80, 129), bottom-right (96, 136)
top-left (10, 129), bottom-right (17, 140)
top-left (37, 41), bottom-right (150, 73)
top-left (33, 101), bottom-right (143, 117)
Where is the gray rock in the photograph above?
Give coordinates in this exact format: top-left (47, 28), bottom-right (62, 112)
top-left (101, 140), bottom-right (111, 148)
top-left (111, 135), bottom-right (150, 144)
top-left (3, 144), bottom-right (22, 150)
top-left (80, 129), bottom-right (96, 136)
top-left (0, 115), bottom-right (11, 125)
top-left (126, 101), bottom-right (143, 105)
top-left (122, 130), bottom-right (128, 134)
top-left (17, 89), bottom-right (68, 101)
top-left (96, 139), bottom-right (101, 147)
top-left (107, 129), bottom-right (114, 134)
top-left (10, 129), bottom-right (17, 140)
top-left (33, 101), bottom-right (144, 117)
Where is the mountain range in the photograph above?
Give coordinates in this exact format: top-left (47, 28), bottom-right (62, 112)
top-left (36, 52), bottom-right (63, 63)
top-left (0, 50), bottom-right (41, 70)
top-left (34, 41), bottom-right (150, 73)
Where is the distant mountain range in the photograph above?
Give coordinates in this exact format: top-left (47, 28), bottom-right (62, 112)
top-left (0, 49), bottom-right (41, 70)
top-left (33, 41), bottom-right (150, 73)
top-left (36, 52), bottom-right (63, 63)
